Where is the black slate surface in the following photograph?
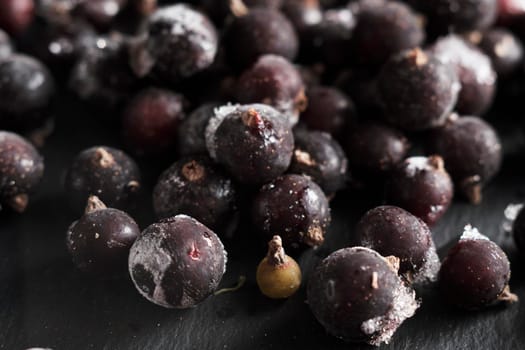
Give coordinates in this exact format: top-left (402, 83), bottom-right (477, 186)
top-left (2, 92), bottom-right (525, 350)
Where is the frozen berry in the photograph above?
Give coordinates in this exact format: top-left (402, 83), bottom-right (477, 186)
top-left (0, 131), bottom-right (44, 213)
top-left (288, 128), bottom-right (348, 195)
top-left (378, 48), bottom-right (460, 131)
top-left (64, 146), bottom-right (141, 213)
top-left (69, 34), bottom-right (137, 112)
top-left (235, 54), bottom-right (306, 126)
top-left (426, 115), bottom-right (502, 204)
top-left (130, 4), bottom-right (218, 83)
top-left (430, 35), bottom-right (496, 116)
top-left (439, 225), bottom-right (518, 309)
top-left (472, 28), bottom-right (524, 77)
top-left (0, 54), bottom-right (55, 131)
top-left (153, 156), bottom-right (237, 234)
top-left (176, 103), bottom-right (217, 157)
top-left (128, 214), bottom-right (227, 308)
top-left (122, 88), bottom-right (186, 155)
top-left (418, 0), bottom-right (498, 34)
top-left (0, 0), bottom-right (35, 35)
top-left (281, 0), bottom-right (322, 32)
top-left (300, 86), bottom-right (355, 138)
top-left (0, 29), bottom-right (13, 59)
top-left (345, 122), bottom-right (409, 180)
top-left (355, 206), bottom-right (440, 284)
top-left (66, 196), bottom-right (140, 275)
top-left (351, 0), bottom-right (425, 67)
top-left (224, 8), bottom-right (298, 69)
top-left (307, 247), bottom-right (419, 346)
top-left (386, 156), bottom-right (454, 226)
top-left (256, 235), bottom-right (302, 299)
top-left (252, 174), bottom-right (331, 249)
top-left (205, 104), bottom-right (294, 185)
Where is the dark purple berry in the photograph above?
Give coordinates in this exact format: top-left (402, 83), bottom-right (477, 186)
top-left (513, 206), bottom-right (525, 252)
top-left (345, 122), bottom-right (409, 180)
top-left (430, 35), bottom-right (497, 116)
top-left (307, 247), bottom-right (419, 346)
top-left (235, 54), bottom-right (306, 126)
top-left (69, 34), bottom-right (137, 112)
top-left (355, 206), bottom-right (440, 284)
top-left (386, 156), bottom-right (454, 226)
top-left (0, 131), bottom-right (44, 213)
top-left (205, 104), bottom-right (294, 185)
top-left (0, 29), bottom-right (13, 59)
top-left (252, 174), bottom-right (331, 249)
top-left (351, 0), bottom-right (425, 67)
top-left (426, 115), bottom-right (502, 204)
top-left (0, 54), bottom-right (55, 131)
top-left (288, 129), bottom-right (348, 195)
top-left (64, 146), bottom-right (141, 213)
top-left (418, 0), bottom-right (498, 34)
top-left (377, 48), bottom-right (460, 131)
top-left (128, 214), bottom-right (227, 308)
top-left (300, 86), bottom-right (355, 138)
top-left (66, 196), bottom-right (140, 276)
top-left (224, 8), bottom-right (298, 69)
top-left (281, 0), bottom-right (322, 32)
top-left (176, 103), bottom-right (217, 157)
top-left (439, 225), bottom-right (518, 309)
top-left (153, 156), bottom-right (237, 234)
top-left (130, 4), bottom-right (218, 83)
top-left (74, 0), bottom-right (127, 30)
top-left (0, 0), bottom-right (35, 35)
top-left (122, 88), bottom-right (186, 156)
top-left (472, 28), bottom-right (524, 77)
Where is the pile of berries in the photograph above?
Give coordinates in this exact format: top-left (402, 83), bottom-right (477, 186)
top-left (2, 0), bottom-right (525, 346)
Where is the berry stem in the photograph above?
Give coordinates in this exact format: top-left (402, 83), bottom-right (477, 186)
top-left (214, 275), bottom-right (246, 295)
top-left (230, 0), bottom-right (248, 17)
top-left (267, 235), bottom-right (287, 266)
top-left (85, 195), bottom-right (107, 213)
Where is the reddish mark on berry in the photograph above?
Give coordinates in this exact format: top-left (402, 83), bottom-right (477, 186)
top-left (189, 243), bottom-right (201, 260)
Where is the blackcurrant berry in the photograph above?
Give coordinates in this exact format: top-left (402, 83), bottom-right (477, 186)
top-left (176, 103), bottom-right (217, 157)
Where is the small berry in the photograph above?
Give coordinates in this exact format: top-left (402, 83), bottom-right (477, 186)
top-left (307, 247), bottom-right (419, 346)
top-left (176, 103), bottom-right (217, 157)
top-left (252, 174), bottom-right (331, 249)
top-left (281, 0), bottom-right (322, 33)
top-left (64, 146), bottom-right (141, 213)
top-left (66, 196), bottom-right (140, 276)
top-left (0, 131), bottom-right (44, 213)
top-left (128, 215), bottom-right (227, 308)
top-left (205, 104), bottom-right (294, 185)
top-left (386, 156), bottom-right (454, 226)
top-left (74, 0), bottom-right (127, 30)
top-left (377, 48), bottom-right (460, 131)
top-left (439, 225), bottom-right (518, 309)
top-left (256, 236), bottom-right (302, 299)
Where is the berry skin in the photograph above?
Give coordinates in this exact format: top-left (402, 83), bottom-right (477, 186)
top-left (0, 29), bottom-right (13, 59)
top-left (205, 104), bottom-right (294, 185)
top-left (300, 86), bottom-right (356, 138)
top-left (386, 156), bottom-right (454, 226)
top-left (281, 0), bottom-right (322, 33)
top-left (256, 235), bottom-right (302, 299)
top-left (130, 4), bottom-right (218, 83)
top-left (235, 55), bottom-right (306, 126)
top-left (0, 0), bottom-right (35, 35)
top-left (153, 156), bottom-right (238, 234)
top-left (430, 35), bottom-right (497, 116)
top-left (128, 214), bottom-right (227, 309)
top-left (439, 225), bottom-right (518, 309)
top-left (473, 28), bottom-right (524, 77)
top-left (377, 48), bottom-right (460, 131)
top-left (0, 131), bottom-right (44, 213)
top-left (252, 174), bottom-right (331, 249)
top-left (64, 146), bottom-right (141, 214)
top-left (176, 103), bottom-right (217, 157)
top-left (351, 0), bottom-right (425, 67)
top-left (355, 206), bottom-right (440, 284)
top-left (122, 88), bottom-right (186, 156)
top-left (344, 122), bottom-right (409, 180)
top-left (288, 128), bottom-right (348, 195)
top-left (66, 196), bottom-right (140, 276)
top-left (307, 247), bottom-right (419, 346)
top-left (224, 8), bottom-right (299, 69)
top-left (0, 55), bottom-right (55, 131)
top-left (426, 115), bottom-right (502, 204)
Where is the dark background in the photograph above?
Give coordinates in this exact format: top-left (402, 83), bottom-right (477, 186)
top-left (2, 90), bottom-right (525, 350)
